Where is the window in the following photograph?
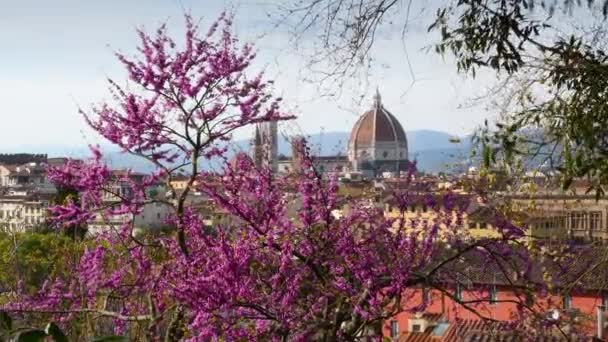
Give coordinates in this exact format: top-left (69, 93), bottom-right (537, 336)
top-left (422, 205), bottom-right (427, 213)
top-left (455, 284), bottom-right (462, 301)
top-left (563, 294), bottom-right (572, 310)
top-left (569, 212), bottom-right (587, 230)
top-left (590, 212), bottom-right (603, 231)
top-left (410, 205), bottom-right (416, 212)
top-left (603, 294), bottom-right (608, 309)
top-left (489, 286), bottom-right (498, 305)
top-left (468, 221), bottom-right (476, 229)
top-left (390, 320), bottom-right (399, 338)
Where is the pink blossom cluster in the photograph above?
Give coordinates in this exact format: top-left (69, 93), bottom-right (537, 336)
top-left (46, 146), bottom-right (111, 228)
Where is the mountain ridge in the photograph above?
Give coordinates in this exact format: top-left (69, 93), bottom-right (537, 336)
top-left (0, 130), bottom-right (473, 173)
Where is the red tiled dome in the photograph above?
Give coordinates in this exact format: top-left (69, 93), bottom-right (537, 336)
top-left (348, 89), bottom-right (408, 151)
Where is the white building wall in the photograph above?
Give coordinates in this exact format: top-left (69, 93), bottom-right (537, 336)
top-left (88, 202), bottom-right (173, 235)
top-left (0, 200), bottom-right (48, 233)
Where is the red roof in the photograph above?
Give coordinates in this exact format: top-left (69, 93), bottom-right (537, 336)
top-left (348, 90), bottom-right (407, 149)
top-left (396, 318), bottom-right (565, 341)
top-left (111, 169), bottom-right (146, 178)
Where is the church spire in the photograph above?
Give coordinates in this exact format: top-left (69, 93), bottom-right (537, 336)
top-left (373, 87), bottom-right (382, 109)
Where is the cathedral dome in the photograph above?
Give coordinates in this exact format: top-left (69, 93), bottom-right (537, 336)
top-left (347, 89), bottom-right (408, 175)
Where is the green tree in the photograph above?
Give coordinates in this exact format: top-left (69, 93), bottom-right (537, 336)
top-left (0, 232), bottom-right (81, 294)
top-left (429, 0), bottom-right (608, 197)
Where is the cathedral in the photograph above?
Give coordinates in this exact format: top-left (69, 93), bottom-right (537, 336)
top-left (347, 89), bottom-right (409, 177)
top-left (253, 89), bottom-right (409, 178)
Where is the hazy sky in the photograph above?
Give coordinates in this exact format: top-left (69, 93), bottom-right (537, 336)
top-left (0, 0), bottom-right (497, 150)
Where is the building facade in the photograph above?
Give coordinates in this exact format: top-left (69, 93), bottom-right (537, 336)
top-left (252, 120), bottom-right (278, 173)
top-left (88, 170), bottom-right (171, 235)
top-left (0, 159), bottom-right (57, 232)
top-left (0, 194), bottom-right (50, 232)
top-left (514, 194), bottom-right (608, 242)
top-left (384, 286), bottom-right (608, 340)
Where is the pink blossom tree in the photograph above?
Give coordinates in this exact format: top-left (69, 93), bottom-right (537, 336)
top-left (1, 13), bottom-right (592, 342)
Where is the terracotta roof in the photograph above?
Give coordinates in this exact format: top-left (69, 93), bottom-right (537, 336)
top-left (398, 319), bottom-right (566, 341)
top-left (171, 174), bottom-right (190, 181)
top-left (419, 243), bottom-right (608, 292)
top-left (348, 90), bottom-right (408, 150)
top-left (46, 157), bottom-right (68, 167)
top-left (111, 170), bottom-right (146, 178)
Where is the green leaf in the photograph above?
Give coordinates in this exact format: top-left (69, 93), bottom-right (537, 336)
top-left (90, 336), bottom-right (129, 342)
top-left (482, 144), bottom-right (492, 169)
top-left (0, 311), bottom-right (11, 332)
top-left (12, 329), bottom-right (47, 342)
top-left (45, 323), bottom-right (68, 342)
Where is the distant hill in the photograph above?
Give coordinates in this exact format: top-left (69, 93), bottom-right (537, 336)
top-left (0, 130), bottom-right (473, 174)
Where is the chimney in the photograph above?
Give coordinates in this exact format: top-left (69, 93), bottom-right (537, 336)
top-left (597, 305), bottom-right (605, 340)
top-left (408, 312), bottom-right (430, 333)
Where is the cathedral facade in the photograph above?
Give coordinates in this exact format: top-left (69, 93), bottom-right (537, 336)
top-left (347, 89), bottom-right (409, 177)
top-left (253, 89), bottom-right (409, 179)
